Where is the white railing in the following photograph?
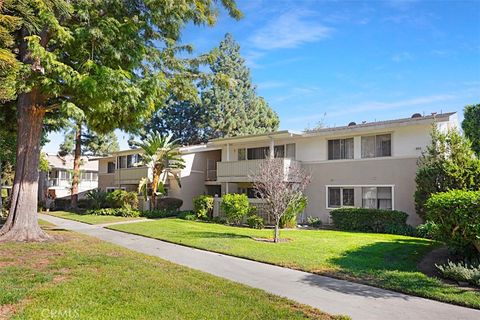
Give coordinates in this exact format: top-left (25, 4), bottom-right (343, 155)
top-left (48, 178), bottom-right (97, 188)
top-left (216, 158), bottom-right (300, 182)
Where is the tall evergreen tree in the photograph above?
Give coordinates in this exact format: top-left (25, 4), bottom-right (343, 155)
top-left (60, 126), bottom-right (120, 156)
top-left (462, 103), bottom-right (480, 156)
top-left (0, 0), bottom-right (241, 242)
top-left (202, 33), bottom-right (279, 138)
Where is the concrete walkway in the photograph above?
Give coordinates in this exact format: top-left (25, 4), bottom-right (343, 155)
top-left (39, 214), bottom-right (480, 320)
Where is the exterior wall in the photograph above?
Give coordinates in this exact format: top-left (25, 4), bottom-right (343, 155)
top-left (168, 150), bottom-right (221, 210)
top-left (98, 173), bottom-right (114, 191)
top-left (302, 157), bottom-right (420, 225)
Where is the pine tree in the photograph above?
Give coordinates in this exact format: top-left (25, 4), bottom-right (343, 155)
top-left (462, 103), bottom-right (480, 156)
top-left (202, 33), bottom-right (279, 138)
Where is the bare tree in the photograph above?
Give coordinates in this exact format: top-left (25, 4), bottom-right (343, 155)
top-left (251, 158), bottom-right (311, 243)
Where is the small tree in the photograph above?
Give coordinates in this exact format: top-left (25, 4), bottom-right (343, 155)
top-left (251, 159), bottom-right (310, 243)
top-left (135, 133), bottom-right (185, 210)
top-left (415, 126), bottom-right (480, 220)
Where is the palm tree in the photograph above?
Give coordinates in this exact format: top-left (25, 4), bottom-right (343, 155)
top-left (135, 132), bottom-right (185, 210)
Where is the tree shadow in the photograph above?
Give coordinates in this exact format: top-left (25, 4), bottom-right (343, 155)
top-left (298, 238), bottom-right (477, 299)
top-left (183, 231), bottom-right (251, 239)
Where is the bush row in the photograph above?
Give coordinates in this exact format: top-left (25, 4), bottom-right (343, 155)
top-left (436, 260), bottom-right (480, 287)
top-left (330, 208), bottom-right (410, 234)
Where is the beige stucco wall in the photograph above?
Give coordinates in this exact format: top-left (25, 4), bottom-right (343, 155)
top-left (98, 173), bottom-right (114, 191)
top-left (302, 157), bottom-right (421, 226)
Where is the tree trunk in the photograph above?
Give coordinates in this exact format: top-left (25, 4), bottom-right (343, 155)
top-left (0, 92), bottom-right (51, 242)
top-left (151, 166), bottom-right (160, 211)
top-left (273, 222), bottom-right (279, 243)
top-left (70, 122), bottom-right (82, 209)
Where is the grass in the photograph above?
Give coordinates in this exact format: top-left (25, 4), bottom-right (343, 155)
top-left (0, 225), bottom-right (344, 319)
top-left (109, 218), bottom-right (480, 309)
top-left (45, 211), bottom-right (145, 225)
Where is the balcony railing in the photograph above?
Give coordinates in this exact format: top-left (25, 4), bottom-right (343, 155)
top-left (48, 178), bottom-right (97, 188)
top-left (216, 158), bottom-right (300, 182)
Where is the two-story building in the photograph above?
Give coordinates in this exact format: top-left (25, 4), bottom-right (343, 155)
top-left (96, 112), bottom-right (458, 225)
top-left (39, 153), bottom-right (99, 201)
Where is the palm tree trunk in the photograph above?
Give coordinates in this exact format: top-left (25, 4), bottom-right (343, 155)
top-left (71, 122), bottom-right (82, 209)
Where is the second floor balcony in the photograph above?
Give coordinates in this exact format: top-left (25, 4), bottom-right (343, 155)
top-left (216, 158), bottom-right (300, 182)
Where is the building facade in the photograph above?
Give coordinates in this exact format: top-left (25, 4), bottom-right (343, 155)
top-left (39, 153), bottom-right (99, 201)
top-left (96, 112), bottom-right (458, 225)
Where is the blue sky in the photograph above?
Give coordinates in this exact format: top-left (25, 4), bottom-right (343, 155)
top-left (44, 0), bottom-right (480, 152)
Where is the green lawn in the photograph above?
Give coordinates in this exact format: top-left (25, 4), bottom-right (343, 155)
top-left (0, 226), bottom-right (343, 319)
top-left (110, 219), bottom-right (480, 309)
top-left (45, 211), bottom-right (145, 224)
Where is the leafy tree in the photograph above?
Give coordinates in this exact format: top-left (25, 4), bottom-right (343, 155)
top-left (0, 0), bottom-right (241, 242)
top-left (60, 126), bottom-right (119, 156)
top-left (462, 103), bottom-right (480, 156)
top-left (133, 97), bottom-right (208, 146)
top-left (135, 133), bottom-right (185, 211)
top-left (202, 33), bottom-right (279, 138)
top-left (414, 126), bottom-right (480, 220)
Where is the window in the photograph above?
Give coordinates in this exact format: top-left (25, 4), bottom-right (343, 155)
top-left (117, 156), bottom-right (127, 168)
top-left (361, 134), bottom-right (391, 158)
top-left (328, 138), bottom-right (354, 160)
top-left (286, 143), bottom-right (296, 159)
top-left (274, 145), bottom-right (285, 158)
top-left (362, 186), bottom-right (392, 210)
top-left (59, 170), bottom-right (71, 180)
top-left (107, 162), bottom-right (115, 173)
top-left (238, 148), bottom-right (246, 161)
top-left (328, 187), bottom-right (354, 208)
top-left (247, 147), bottom-right (270, 160)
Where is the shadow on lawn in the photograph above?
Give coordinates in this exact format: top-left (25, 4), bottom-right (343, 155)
top-left (183, 231), bottom-right (251, 240)
top-left (299, 238), bottom-right (461, 299)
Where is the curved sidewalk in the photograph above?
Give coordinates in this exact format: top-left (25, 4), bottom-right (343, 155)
top-left (39, 214), bottom-right (480, 320)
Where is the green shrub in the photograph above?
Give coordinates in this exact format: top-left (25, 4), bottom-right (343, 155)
top-left (141, 209), bottom-right (178, 219)
top-left (86, 189), bottom-right (108, 209)
top-left (193, 195), bottom-right (214, 219)
top-left (221, 193), bottom-right (249, 225)
top-left (416, 221), bottom-right (439, 239)
top-left (77, 198), bottom-right (92, 209)
top-left (177, 210), bottom-right (196, 221)
top-left (279, 194), bottom-right (307, 228)
top-left (330, 208), bottom-right (409, 234)
top-left (54, 198), bottom-right (71, 211)
top-left (87, 208), bottom-right (141, 218)
top-left (306, 216), bottom-right (322, 228)
top-left (157, 197), bottom-right (183, 211)
top-left (384, 224), bottom-right (417, 237)
top-left (436, 260), bottom-right (480, 287)
top-left (247, 214), bottom-right (264, 229)
top-left (426, 190), bottom-right (480, 254)
top-left (106, 190), bottom-right (139, 210)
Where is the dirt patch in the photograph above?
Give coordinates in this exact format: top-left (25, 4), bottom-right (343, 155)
top-left (417, 246), bottom-right (450, 278)
top-left (252, 237), bottom-right (292, 243)
top-left (0, 304), bottom-right (16, 320)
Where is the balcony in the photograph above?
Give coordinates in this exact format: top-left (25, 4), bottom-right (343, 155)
top-left (216, 158), bottom-right (300, 182)
top-left (113, 167), bottom-right (149, 185)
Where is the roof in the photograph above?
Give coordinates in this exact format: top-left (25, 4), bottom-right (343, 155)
top-left (302, 112), bottom-right (456, 137)
top-left (208, 130), bottom-right (302, 145)
top-left (45, 153), bottom-right (99, 171)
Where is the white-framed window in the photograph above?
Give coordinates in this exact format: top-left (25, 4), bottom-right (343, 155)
top-left (107, 162), bottom-right (115, 173)
top-left (328, 138), bottom-right (354, 160)
top-left (361, 134), bottom-right (391, 158)
top-left (362, 186), bottom-right (393, 210)
top-left (237, 143), bottom-right (296, 160)
top-left (327, 187), bottom-right (355, 208)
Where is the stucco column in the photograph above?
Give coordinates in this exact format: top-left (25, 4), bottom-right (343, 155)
top-left (269, 138), bottom-right (274, 159)
top-left (226, 143), bottom-right (230, 161)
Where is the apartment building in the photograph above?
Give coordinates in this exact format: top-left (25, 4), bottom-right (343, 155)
top-left (96, 112), bottom-right (458, 225)
top-left (38, 153), bottom-right (99, 200)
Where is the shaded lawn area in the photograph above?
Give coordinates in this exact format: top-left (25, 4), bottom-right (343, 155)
top-left (110, 219), bottom-right (480, 309)
top-left (45, 211), bottom-right (145, 225)
top-left (0, 226), bottom-right (343, 320)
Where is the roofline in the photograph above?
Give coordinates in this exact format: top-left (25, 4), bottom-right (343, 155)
top-left (209, 130), bottom-right (302, 145)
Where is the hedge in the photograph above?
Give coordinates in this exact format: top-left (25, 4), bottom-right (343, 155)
top-left (426, 190), bottom-right (480, 254)
top-left (193, 195), bottom-right (214, 219)
top-left (330, 208), bottom-right (409, 234)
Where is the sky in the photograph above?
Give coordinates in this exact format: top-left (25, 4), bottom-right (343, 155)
top-left (44, 0), bottom-right (480, 152)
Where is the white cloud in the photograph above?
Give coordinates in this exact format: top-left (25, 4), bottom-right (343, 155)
top-left (249, 10), bottom-right (332, 50)
top-left (391, 51), bottom-right (413, 62)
